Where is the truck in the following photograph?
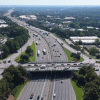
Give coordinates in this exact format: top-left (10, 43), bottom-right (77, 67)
top-left (36, 41), bottom-right (38, 45)
top-left (43, 49), bottom-right (46, 55)
top-left (37, 50), bottom-right (40, 56)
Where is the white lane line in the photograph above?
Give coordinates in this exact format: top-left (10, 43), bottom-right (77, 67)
top-left (52, 73), bottom-right (56, 100)
top-left (39, 74), bottom-right (47, 100)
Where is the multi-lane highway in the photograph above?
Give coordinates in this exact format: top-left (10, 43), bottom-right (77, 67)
top-left (2, 9), bottom-right (100, 100)
top-left (17, 72), bottom-right (76, 100)
top-left (4, 9), bottom-right (68, 64)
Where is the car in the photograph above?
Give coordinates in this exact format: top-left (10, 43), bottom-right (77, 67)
top-left (80, 63), bottom-right (83, 64)
top-left (74, 64), bottom-right (77, 65)
top-left (61, 63), bottom-right (64, 66)
top-left (37, 95), bottom-right (40, 100)
top-left (35, 68), bottom-right (39, 71)
top-left (66, 66), bottom-right (70, 69)
top-left (53, 93), bottom-right (56, 98)
top-left (28, 65), bottom-right (31, 66)
top-left (95, 69), bottom-right (99, 71)
top-left (61, 81), bottom-right (63, 83)
top-left (89, 57), bottom-right (92, 59)
top-left (41, 97), bottom-right (43, 100)
top-left (30, 94), bottom-right (33, 99)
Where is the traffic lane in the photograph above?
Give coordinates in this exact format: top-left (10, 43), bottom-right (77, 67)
top-left (21, 74), bottom-right (46, 100)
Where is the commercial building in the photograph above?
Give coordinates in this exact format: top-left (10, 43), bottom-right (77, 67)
top-left (70, 36), bottom-right (99, 44)
top-left (19, 15), bottom-right (37, 20)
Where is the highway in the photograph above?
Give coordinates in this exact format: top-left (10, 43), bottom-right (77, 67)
top-left (2, 9), bottom-right (100, 100)
top-left (17, 72), bottom-right (76, 100)
top-left (3, 9), bottom-right (68, 66)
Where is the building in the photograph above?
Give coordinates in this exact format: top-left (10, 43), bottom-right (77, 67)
top-left (0, 20), bottom-right (6, 24)
top-left (70, 36), bottom-right (99, 44)
top-left (0, 24), bottom-right (8, 28)
top-left (19, 15), bottom-right (37, 20)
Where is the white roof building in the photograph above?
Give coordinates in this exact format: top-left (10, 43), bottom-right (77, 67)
top-left (0, 20), bottom-right (6, 24)
top-left (0, 24), bottom-right (8, 28)
top-left (19, 15), bottom-right (37, 20)
top-left (70, 36), bottom-right (99, 44)
top-left (64, 17), bottom-right (75, 20)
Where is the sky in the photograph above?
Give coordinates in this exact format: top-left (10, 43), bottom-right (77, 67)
top-left (0, 0), bottom-right (100, 5)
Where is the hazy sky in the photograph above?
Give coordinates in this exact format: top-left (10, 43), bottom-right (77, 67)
top-left (0, 0), bottom-right (100, 5)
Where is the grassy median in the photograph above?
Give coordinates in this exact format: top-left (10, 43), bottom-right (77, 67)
top-left (15, 41), bottom-right (36, 62)
top-left (64, 48), bottom-right (84, 62)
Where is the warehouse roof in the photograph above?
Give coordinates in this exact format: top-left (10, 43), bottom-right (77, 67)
top-left (70, 36), bottom-right (98, 40)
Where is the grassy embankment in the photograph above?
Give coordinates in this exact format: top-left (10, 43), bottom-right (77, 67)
top-left (71, 80), bottom-right (83, 100)
top-left (64, 48), bottom-right (84, 62)
top-left (15, 42), bottom-right (36, 62)
top-left (12, 79), bottom-right (29, 100)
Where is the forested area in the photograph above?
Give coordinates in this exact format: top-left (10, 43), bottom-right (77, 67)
top-left (0, 65), bottom-right (27, 100)
top-left (0, 16), bottom-right (29, 58)
top-left (72, 66), bottom-right (100, 100)
top-left (11, 6), bottom-right (100, 39)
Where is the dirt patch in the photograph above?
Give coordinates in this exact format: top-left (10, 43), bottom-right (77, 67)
top-left (7, 95), bottom-right (14, 100)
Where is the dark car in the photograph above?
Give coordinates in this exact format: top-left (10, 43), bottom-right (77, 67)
top-left (37, 95), bottom-right (40, 100)
top-left (28, 65), bottom-right (31, 66)
top-left (61, 81), bottom-right (63, 83)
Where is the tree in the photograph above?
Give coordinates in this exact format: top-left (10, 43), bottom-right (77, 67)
top-left (75, 39), bottom-right (82, 45)
top-left (2, 45), bottom-right (9, 57)
top-left (17, 66), bottom-right (27, 77)
top-left (89, 47), bottom-right (99, 56)
top-left (13, 41), bottom-right (20, 52)
top-left (95, 39), bottom-right (99, 45)
top-left (84, 83), bottom-right (99, 100)
top-left (69, 22), bottom-right (75, 28)
top-left (25, 46), bottom-right (33, 56)
top-left (5, 39), bottom-right (14, 53)
top-left (20, 54), bottom-right (29, 62)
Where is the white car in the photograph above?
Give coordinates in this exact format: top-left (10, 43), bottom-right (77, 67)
top-left (53, 93), bottom-right (56, 98)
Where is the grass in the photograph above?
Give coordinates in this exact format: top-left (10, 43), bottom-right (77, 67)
top-left (15, 41), bottom-right (36, 62)
top-left (85, 53), bottom-right (96, 59)
top-left (15, 51), bottom-right (25, 62)
top-left (29, 42), bottom-right (36, 62)
top-left (64, 47), bottom-right (84, 62)
top-left (71, 80), bottom-right (83, 100)
top-left (64, 48), bottom-right (74, 61)
top-left (14, 79), bottom-right (29, 100)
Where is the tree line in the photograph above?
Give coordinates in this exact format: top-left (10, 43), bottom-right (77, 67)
top-left (0, 16), bottom-right (29, 58)
top-left (0, 65), bottom-right (27, 100)
top-left (72, 66), bottom-right (100, 100)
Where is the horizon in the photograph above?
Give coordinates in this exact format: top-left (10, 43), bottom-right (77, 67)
top-left (1, 0), bottom-right (100, 6)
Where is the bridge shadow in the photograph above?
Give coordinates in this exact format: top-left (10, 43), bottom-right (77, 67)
top-left (29, 71), bottom-right (71, 81)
